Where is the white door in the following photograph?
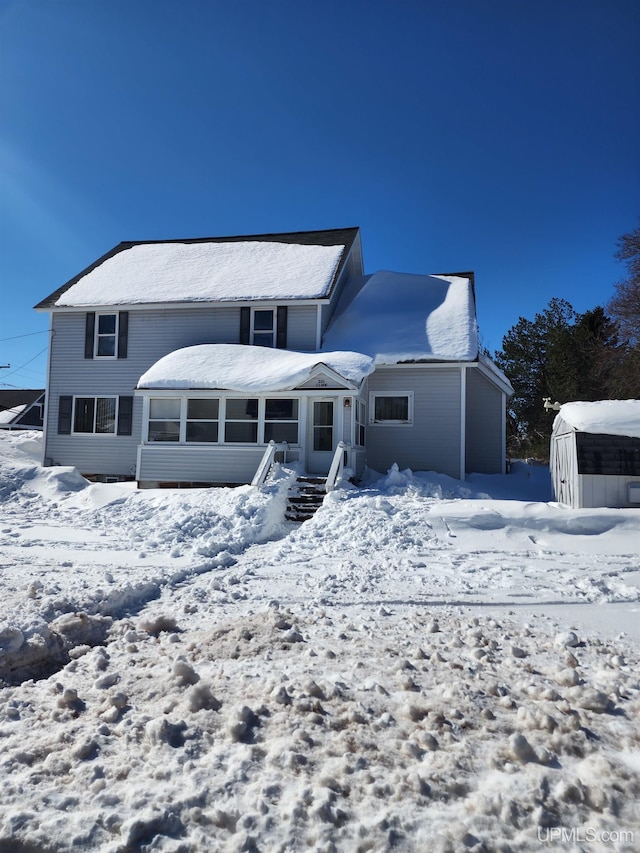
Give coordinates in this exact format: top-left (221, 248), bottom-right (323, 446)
top-left (307, 399), bottom-right (335, 474)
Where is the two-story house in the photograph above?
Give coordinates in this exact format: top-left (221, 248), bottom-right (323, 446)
top-left (35, 227), bottom-right (512, 487)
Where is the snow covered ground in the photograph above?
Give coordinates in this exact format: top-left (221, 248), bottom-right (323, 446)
top-left (0, 430), bottom-right (638, 852)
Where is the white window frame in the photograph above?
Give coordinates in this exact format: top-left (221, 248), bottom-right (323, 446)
top-left (72, 395), bottom-right (118, 435)
top-left (368, 392), bottom-right (414, 426)
top-left (355, 399), bottom-right (366, 446)
top-left (251, 308), bottom-right (275, 348)
top-left (95, 312), bottom-right (119, 359)
top-left (264, 398), bottom-right (299, 445)
top-left (142, 395), bottom-right (302, 446)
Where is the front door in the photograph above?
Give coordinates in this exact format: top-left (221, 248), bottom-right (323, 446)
top-left (307, 399), bottom-right (335, 474)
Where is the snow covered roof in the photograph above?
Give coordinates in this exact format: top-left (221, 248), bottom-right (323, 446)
top-left (0, 404), bottom-right (26, 425)
top-left (137, 344), bottom-right (375, 393)
top-left (322, 271), bottom-right (479, 363)
top-left (35, 228), bottom-right (360, 309)
top-left (557, 400), bottom-right (640, 439)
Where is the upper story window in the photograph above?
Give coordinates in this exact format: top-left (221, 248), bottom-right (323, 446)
top-left (85, 311), bottom-right (129, 359)
top-left (240, 306), bottom-right (288, 349)
top-left (252, 310), bottom-right (275, 347)
top-left (96, 313), bottom-right (118, 357)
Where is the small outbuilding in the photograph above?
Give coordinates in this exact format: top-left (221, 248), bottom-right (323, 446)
top-left (550, 400), bottom-right (640, 508)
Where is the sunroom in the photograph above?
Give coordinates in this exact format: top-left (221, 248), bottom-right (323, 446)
top-left (134, 344), bottom-right (374, 487)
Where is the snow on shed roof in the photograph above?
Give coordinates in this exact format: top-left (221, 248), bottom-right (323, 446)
top-left (557, 400), bottom-right (640, 439)
top-left (35, 229), bottom-right (359, 309)
top-left (137, 344), bottom-right (375, 393)
top-left (321, 271), bottom-right (479, 363)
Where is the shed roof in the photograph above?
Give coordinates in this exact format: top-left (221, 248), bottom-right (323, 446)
top-left (556, 400), bottom-right (640, 439)
top-left (35, 228), bottom-right (360, 310)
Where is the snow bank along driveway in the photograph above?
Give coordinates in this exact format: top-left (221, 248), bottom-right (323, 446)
top-left (0, 432), bottom-right (638, 852)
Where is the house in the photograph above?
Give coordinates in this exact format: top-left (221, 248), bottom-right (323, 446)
top-left (34, 227), bottom-right (512, 488)
top-left (550, 400), bottom-right (640, 509)
top-left (0, 389), bottom-right (45, 430)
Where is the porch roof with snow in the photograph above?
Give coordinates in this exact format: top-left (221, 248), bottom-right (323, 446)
top-left (136, 344), bottom-right (375, 394)
top-left (554, 400), bottom-right (640, 439)
top-left (34, 228), bottom-right (360, 309)
top-left (321, 270), bottom-right (479, 363)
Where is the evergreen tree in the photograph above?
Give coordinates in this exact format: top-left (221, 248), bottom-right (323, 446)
top-left (495, 298), bottom-right (577, 459)
top-left (606, 225), bottom-right (640, 396)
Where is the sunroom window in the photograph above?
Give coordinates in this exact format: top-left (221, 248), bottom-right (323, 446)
top-left (186, 399), bottom-right (219, 443)
top-left (224, 398), bottom-right (259, 443)
top-left (148, 398), bottom-right (180, 442)
top-left (264, 399), bottom-right (298, 444)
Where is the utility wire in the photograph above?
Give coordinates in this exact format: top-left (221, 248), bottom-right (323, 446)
top-left (0, 330), bottom-right (49, 342)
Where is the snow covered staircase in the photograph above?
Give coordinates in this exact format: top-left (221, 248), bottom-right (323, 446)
top-left (285, 475), bottom-right (326, 523)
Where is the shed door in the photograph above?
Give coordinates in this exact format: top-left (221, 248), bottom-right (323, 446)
top-left (306, 399), bottom-right (335, 474)
top-left (553, 434), bottom-right (575, 506)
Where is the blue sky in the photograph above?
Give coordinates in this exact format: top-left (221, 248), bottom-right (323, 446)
top-left (1, 0), bottom-right (638, 389)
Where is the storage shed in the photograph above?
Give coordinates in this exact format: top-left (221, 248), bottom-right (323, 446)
top-left (550, 400), bottom-right (640, 508)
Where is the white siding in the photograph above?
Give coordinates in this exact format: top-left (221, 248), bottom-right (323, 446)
top-left (465, 367), bottom-right (504, 474)
top-left (579, 474), bottom-right (639, 509)
top-left (138, 445), bottom-right (265, 485)
top-left (365, 367), bottom-right (462, 478)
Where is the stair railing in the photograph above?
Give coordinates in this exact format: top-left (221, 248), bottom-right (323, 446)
top-left (252, 440), bottom-right (286, 487)
top-left (325, 441), bottom-right (348, 492)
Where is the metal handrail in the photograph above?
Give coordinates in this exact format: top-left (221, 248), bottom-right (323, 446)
top-left (325, 441), bottom-right (347, 492)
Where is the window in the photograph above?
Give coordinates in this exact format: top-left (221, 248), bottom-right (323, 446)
top-left (186, 398), bottom-right (219, 443)
top-left (148, 398), bottom-right (181, 442)
top-left (313, 400), bottom-right (334, 451)
top-left (73, 397), bottom-right (117, 434)
top-left (252, 310), bottom-right (275, 347)
top-left (264, 399), bottom-right (298, 444)
top-left (369, 393), bottom-right (413, 425)
top-left (355, 400), bottom-right (366, 446)
top-left (225, 398), bottom-right (259, 443)
top-left (85, 311), bottom-right (128, 359)
top-left (96, 313), bottom-right (117, 357)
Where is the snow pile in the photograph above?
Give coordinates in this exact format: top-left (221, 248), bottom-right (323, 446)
top-left (137, 344), bottom-right (375, 391)
top-left (556, 399), bottom-right (640, 438)
top-left (323, 271), bottom-right (479, 363)
top-left (52, 240), bottom-right (345, 306)
top-left (0, 433), bottom-right (639, 852)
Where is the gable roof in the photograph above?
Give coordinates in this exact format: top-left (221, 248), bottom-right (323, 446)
top-left (35, 228), bottom-right (361, 310)
top-left (322, 270), bottom-right (479, 363)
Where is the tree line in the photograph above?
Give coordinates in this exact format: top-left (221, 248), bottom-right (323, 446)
top-left (494, 224), bottom-right (640, 460)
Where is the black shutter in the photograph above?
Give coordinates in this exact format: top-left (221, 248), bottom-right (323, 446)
top-left (84, 313), bottom-right (95, 359)
top-left (276, 306), bottom-right (288, 349)
top-left (117, 312), bottom-right (128, 359)
top-left (58, 395), bottom-right (73, 434)
top-left (240, 307), bottom-right (250, 344)
top-left (117, 396), bottom-right (133, 436)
